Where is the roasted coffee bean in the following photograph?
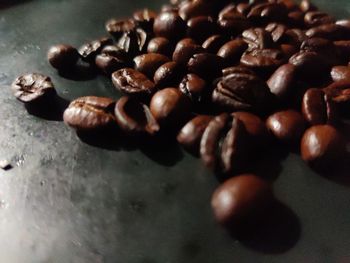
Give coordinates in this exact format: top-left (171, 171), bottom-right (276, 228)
top-left (336, 19), bottom-right (350, 29)
top-left (154, 61), bottom-right (184, 88)
top-left (63, 96), bottom-right (116, 132)
top-left (284, 28), bottom-right (307, 46)
top-left (217, 12), bottom-right (251, 37)
top-left (218, 3), bottom-right (236, 20)
top-left (47, 44), bottom-right (79, 70)
top-left (236, 3), bottom-right (251, 16)
top-left (187, 53), bottom-right (224, 80)
top-left (278, 0), bottom-right (298, 11)
top-left (222, 66), bottom-right (255, 77)
top-left (114, 96), bottom-right (159, 136)
top-left (112, 68), bottom-right (156, 98)
top-left (78, 37), bottom-right (112, 62)
top-left (288, 11), bottom-right (305, 28)
top-left (12, 73), bottom-right (56, 104)
top-left (133, 8), bottom-right (157, 31)
top-left (95, 53), bottom-right (126, 75)
top-left (177, 115), bottom-right (213, 154)
top-left (179, 0), bottom-right (213, 21)
top-left (306, 24), bottom-right (350, 41)
top-left (172, 38), bottom-right (205, 65)
top-left (217, 39), bottom-right (248, 67)
top-left (267, 63), bottom-right (297, 101)
top-left (280, 44), bottom-right (298, 59)
top-left (105, 18), bottom-right (136, 38)
top-left (266, 110), bottom-right (306, 145)
top-left (331, 66), bottom-right (350, 83)
top-left (153, 11), bottom-right (186, 40)
top-left (304, 11), bottom-right (335, 28)
top-left (133, 53), bottom-right (170, 78)
top-left (211, 174), bottom-right (273, 227)
top-left (324, 81), bottom-right (350, 111)
top-left (242, 28), bottom-right (275, 50)
top-left (179, 73), bottom-right (207, 103)
top-left (101, 45), bottom-right (129, 60)
top-left (265, 23), bottom-right (288, 43)
top-left (334, 40), bottom-right (350, 60)
top-left (240, 49), bottom-right (285, 73)
top-left (247, 3), bottom-right (288, 24)
top-left (202, 35), bottom-right (228, 54)
top-left (301, 125), bottom-right (346, 170)
top-left (150, 87), bottom-right (191, 129)
top-left (300, 0), bottom-right (317, 13)
top-left (300, 37), bottom-right (334, 54)
top-left (187, 16), bottom-right (216, 43)
top-left (147, 37), bottom-right (173, 57)
top-left (117, 28), bottom-right (148, 56)
top-left (302, 88), bottom-right (337, 125)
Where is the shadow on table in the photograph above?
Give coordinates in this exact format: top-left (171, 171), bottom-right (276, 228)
top-left (0, 0), bottom-right (32, 9)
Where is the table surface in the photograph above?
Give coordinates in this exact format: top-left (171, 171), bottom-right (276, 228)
top-left (1, 1), bottom-right (350, 262)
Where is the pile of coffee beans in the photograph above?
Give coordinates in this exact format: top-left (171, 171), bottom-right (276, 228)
top-left (11, 0), bottom-right (350, 230)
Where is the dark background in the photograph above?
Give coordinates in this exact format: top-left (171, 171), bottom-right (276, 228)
top-left (1, 0), bottom-right (350, 262)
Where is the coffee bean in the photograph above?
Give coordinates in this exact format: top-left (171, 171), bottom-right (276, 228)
top-left (222, 66), bottom-right (255, 77)
top-left (153, 11), bottom-right (186, 40)
top-left (187, 16), bottom-right (217, 43)
top-left (266, 110), bottom-right (306, 145)
top-left (179, 0), bottom-right (213, 21)
top-left (114, 96), bottom-right (159, 136)
top-left (301, 125), bottom-right (346, 170)
top-left (236, 3), bottom-right (251, 16)
top-left (304, 11), bottom-right (335, 28)
top-left (334, 40), bottom-right (350, 61)
top-left (288, 11), bottom-right (305, 28)
top-left (177, 115), bottom-right (213, 154)
top-left (150, 87), bottom-right (191, 129)
top-left (154, 61), bottom-right (184, 88)
top-left (105, 18), bottom-right (136, 38)
top-left (112, 68), bottom-right (156, 98)
top-left (78, 37), bottom-right (112, 62)
top-left (280, 44), bottom-right (298, 59)
top-left (302, 88), bottom-right (337, 125)
top-left (336, 19), bottom-right (350, 29)
top-left (306, 24), bottom-right (350, 40)
top-left (284, 28), bottom-right (307, 46)
top-left (212, 68), bottom-right (273, 113)
top-left (247, 3), bottom-right (288, 24)
top-left (300, 37), bottom-right (334, 54)
top-left (242, 28), bottom-right (275, 50)
top-left (95, 53), bottom-right (126, 75)
top-left (324, 81), bottom-right (350, 114)
top-left (63, 96), bottom-right (116, 132)
top-left (12, 73), bottom-right (56, 104)
top-left (172, 38), bottom-right (204, 65)
top-left (217, 11), bottom-right (251, 37)
top-left (179, 73), bottom-right (207, 103)
top-left (211, 174), bottom-right (273, 227)
top-left (202, 35), bottom-right (228, 54)
top-left (267, 63), bottom-right (297, 101)
top-left (240, 49), bottom-right (285, 73)
top-left (47, 44), bottom-right (79, 70)
top-left (117, 28), bottom-right (148, 56)
top-left (331, 66), bottom-right (350, 82)
top-left (217, 39), bottom-right (248, 66)
top-left (147, 37), bottom-right (173, 57)
top-left (187, 53), bottom-right (224, 80)
top-left (133, 8), bottom-right (157, 31)
top-left (101, 45), bottom-right (129, 61)
top-left (265, 23), bottom-right (288, 43)
top-left (300, 0), bottom-right (317, 13)
top-left (133, 53), bottom-right (170, 78)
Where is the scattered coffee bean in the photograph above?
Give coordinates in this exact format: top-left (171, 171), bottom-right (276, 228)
top-left (147, 37), bottom-right (173, 57)
top-left (240, 49), bottom-right (285, 73)
top-left (133, 53), bottom-right (170, 78)
top-left (154, 61), bottom-right (184, 88)
top-left (187, 53), bottom-right (224, 80)
top-left (105, 19), bottom-right (136, 38)
top-left (172, 38), bottom-right (204, 65)
top-left (179, 73), bottom-right (207, 103)
top-left (153, 11), bottom-right (186, 40)
top-left (133, 8), bottom-right (157, 31)
top-left (304, 11), bottom-right (335, 28)
top-left (217, 39), bottom-right (248, 66)
top-left (47, 44), bottom-right (79, 70)
top-left (78, 37), bottom-right (112, 62)
top-left (202, 35), bottom-right (227, 54)
top-left (187, 16), bottom-right (216, 43)
top-left (242, 28), bottom-right (275, 50)
top-left (117, 28), bottom-right (148, 56)
top-left (331, 66), bottom-right (350, 82)
top-left (95, 53), bottom-right (126, 75)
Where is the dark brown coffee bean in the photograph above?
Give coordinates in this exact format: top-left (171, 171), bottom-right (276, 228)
top-left (284, 28), bottom-right (307, 46)
top-left (324, 81), bottom-right (350, 112)
top-left (101, 45), bottom-right (129, 61)
top-left (212, 68), bottom-right (273, 113)
top-left (300, 38), bottom-right (340, 66)
top-left (334, 40), bottom-right (350, 60)
top-left (217, 12), bottom-right (251, 37)
top-left (306, 24), bottom-right (350, 40)
top-left (247, 3), bottom-right (288, 24)
top-left (280, 44), bottom-right (298, 59)
top-left (114, 96), bottom-right (159, 136)
top-left (202, 35), bottom-right (228, 54)
top-left (78, 37), bottom-right (112, 62)
top-left (12, 73), bottom-right (56, 103)
top-left (133, 9), bottom-right (157, 31)
top-left (172, 38), bottom-right (205, 65)
top-left (288, 11), bottom-right (305, 28)
top-left (150, 87), bottom-right (191, 129)
top-left (154, 61), bottom-right (184, 88)
top-left (331, 66), bottom-right (350, 82)
top-left (95, 53), bottom-right (126, 75)
top-left (218, 3), bottom-right (237, 20)
top-left (147, 37), bottom-right (173, 57)
top-left (267, 63), bottom-right (297, 101)
top-left (300, 0), bottom-right (317, 13)
top-left (236, 3), bottom-right (251, 16)
top-left (240, 49), bottom-right (285, 72)
top-left (211, 174), bottom-right (273, 227)
top-left (177, 115), bottom-right (213, 154)
top-left (278, 0), bottom-right (298, 11)
top-left (105, 19), bottom-right (136, 38)
top-left (187, 16), bottom-right (217, 43)
top-left (301, 125), bottom-right (346, 170)
top-left (187, 53), bottom-right (224, 80)
top-left (242, 28), bottom-right (275, 50)
top-left (133, 53), bottom-right (170, 78)
top-left (302, 88), bottom-right (337, 125)
top-left (153, 11), bottom-right (186, 40)
top-left (179, 0), bottom-right (213, 21)
top-left (112, 68), bottom-right (156, 98)
top-left (179, 73), bottom-right (207, 103)
top-left (63, 96), bottom-right (116, 132)
top-left (222, 66), bottom-right (255, 77)
top-left (265, 23), bottom-right (288, 43)
top-left (336, 19), bottom-right (350, 29)
top-left (47, 44), bottom-right (79, 70)
top-left (117, 28), bottom-right (148, 56)
top-left (217, 39), bottom-right (248, 66)
top-left (304, 11), bottom-right (335, 28)
top-left (266, 110), bottom-right (306, 144)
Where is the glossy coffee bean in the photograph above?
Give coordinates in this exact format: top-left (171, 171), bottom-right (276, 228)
top-left (12, 73), bottom-right (56, 104)
top-left (266, 110), bottom-right (306, 144)
top-left (267, 63), bottom-right (297, 101)
top-left (179, 0), bottom-right (213, 21)
top-left (211, 174), bottom-right (273, 227)
top-left (187, 53), bottom-right (224, 80)
top-left (177, 115), bottom-right (213, 154)
top-left (133, 53), bottom-right (170, 78)
top-left (147, 37), bottom-right (173, 57)
top-left (301, 125), bottom-right (346, 170)
top-left (179, 73), bottom-right (207, 103)
top-left (300, 0), bottom-right (317, 13)
top-left (172, 38), bottom-right (204, 65)
top-left (63, 96), bottom-right (116, 132)
top-left (302, 88), bottom-right (337, 125)
top-left (202, 35), bottom-right (228, 54)
top-left (306, 24), bottom-right (350, 41)
top-left (150, 87), bottom-right (191, 129)
top-left (331, 66), bottom-right (350, 82)
top-left (154, 61), bottom-right (184, 88)
top-left (133, 8), bottom-right (157, 31)
top-left (288, 11), bottom-right (305, 28)
top-left (323, 81), bottom-right (350, 113)
top-left (78, 37), bottom-right (112, 62)
top-left (217, 11), bottom-right (251, 37)
top-left (280, 44), bottom-right (298, 59)
top-left (289, 51), bottom-right (329, 79)
top-left (304, 11), bottom-right (335, 28)
top-left (187, 16), bottom-right (216, 43)
top-left (105, 18), bottom-right (136, 38)
top-left (112, 68), bottom-right (156, 98)
top-left (334, 40), bottom-right (350, 60)
top-left (95, 53), bottom-right (125, 75)
top-left (240, 49), bottom-right (285, 73)
top-left (114, 96), bottom-right (159, 136)
top-left (217, 39), bottom-right (248, 66)
top-left (336, 19), bottom-right (350, 29)
top-left (265, 23), bottom-right (288, 44)
top-left (242, 28), bottom-right (275, 50)
top-left (47, 44), bottom-right (79, 70)
top-left (247, 3), bottom-right (288, 24)
top-left (153, 11), bottom-right (186, 40)
top-left (117, 28), bottom-right (148, 56)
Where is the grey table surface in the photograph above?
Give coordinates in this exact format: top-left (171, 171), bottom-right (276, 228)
top-left (1, 0), bottom-right (350, 262)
